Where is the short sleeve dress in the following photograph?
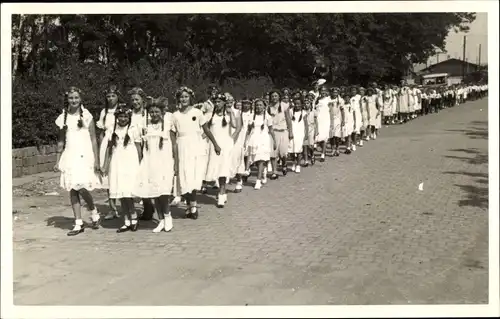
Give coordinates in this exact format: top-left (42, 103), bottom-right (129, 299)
top-left (133, 113), bottom-right (174, 198)
top-left (171, 107), bottom-right (208, 195)
top-left (104, 125), bottom-right (141, 199)
top-left (55, 107), bottom-right (102, 191)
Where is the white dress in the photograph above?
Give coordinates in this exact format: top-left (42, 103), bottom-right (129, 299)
top-left (96, 107), bottom-right (116, 189)
top-left (329, 97), bottom-right (344, 138)
top-left (367, 95), bottom-right (379, 126)
top-left (171, 107), bottom-right (207, 194)
top-left (247, 114), bottom-right (273, 163)
top-left (341, 102), bottom-right (354, 138)
top-left (414, 88), bottom-right (422, 111)
top-left (205, 114), bottom-right (235, 181)
top-left (315, 96), bottom-right (331, 142)
top-left (382, 90), bottom-right (393, 116)
top-left (133, 114), bottom-right (174, 198)
top-left (105, 125), bottom-right (141, 199)
top-left (288, 110), bottom-right (306, 153)
top-left (55, 107), bottom-right (102, 191)
top-left (231, 110), bottom-right (253, 175)
top-left (350, 96), bottom-right (362, 134)
top-left (130, 110), bottom-right (148, 134)
top-left (359, 96), bottom-right (370, 130)
top-left (200, 100), bottom-right (214, 180)
top-left (391, 90), bottom-right (399, 114)
top-left (304, 110), bottom-right (316, 146)
top-left (398, 88), bottom-right (410, 113)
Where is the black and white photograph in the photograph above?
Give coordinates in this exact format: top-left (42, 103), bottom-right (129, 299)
top-left (1, 1), bottom-right (498, 318)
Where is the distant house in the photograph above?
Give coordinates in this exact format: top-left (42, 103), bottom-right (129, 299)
top-left (417, 58), bottom-right (481, 85)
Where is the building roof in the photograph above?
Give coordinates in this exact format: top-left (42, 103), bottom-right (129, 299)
top-left (420, 58), bottom-right (480, 73)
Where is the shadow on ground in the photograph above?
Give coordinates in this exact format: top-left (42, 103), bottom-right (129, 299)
top-left (445, 119), bottom-right (488, 140)
top-left (443, 146), bottom-right (489, 210)
top-left (445, 148), bottom-right (488, 166)
top-left (454, 184), bottom-right (489, 210)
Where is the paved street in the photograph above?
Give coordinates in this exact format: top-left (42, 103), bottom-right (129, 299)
top-left (12, 98), bottom-right (489, 305)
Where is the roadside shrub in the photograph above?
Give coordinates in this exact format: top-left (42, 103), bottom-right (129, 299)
top-left (12, 58), bottom-right (274, 148)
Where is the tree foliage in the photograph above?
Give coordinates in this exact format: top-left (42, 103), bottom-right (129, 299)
top-left (11, 13), bottom-right (475, 147)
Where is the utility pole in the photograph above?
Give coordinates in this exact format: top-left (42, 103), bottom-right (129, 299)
top-left (478, 44), bottom-right (482, 69)
top-left (462, 35), bottom-right (467, 80)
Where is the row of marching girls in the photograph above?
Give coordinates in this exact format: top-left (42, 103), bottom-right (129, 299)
top-left (53, 85), bottom-right (222, 236)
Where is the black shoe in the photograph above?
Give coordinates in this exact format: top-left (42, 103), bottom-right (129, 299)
top-left (130, 221), bottom-right (139, 232)
top-left (67, 225), bottom-right (84, 236)
top-left (116, 225), bottom-right (130, 233)
top-left (201, 186), bottom-right (208, 194)
top-left (282, 168), bottom-right (287, 176)
top-left (270, 174), bottom-right (279, 180)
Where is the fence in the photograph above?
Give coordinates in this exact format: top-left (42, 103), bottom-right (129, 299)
top-left (12, 144), bottom-right (58, 178)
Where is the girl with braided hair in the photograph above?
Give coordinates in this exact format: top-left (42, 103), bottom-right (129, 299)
top-left (100, 104), bottom-right (142, 233)
top-left (53, 87), bottom-right (101, 236)
top-left (245, 98), bottom-right (277, 190)
top-left (96, 85), bottom-right (121, 220)
top-left (127, 87), bottom-right (155, 221)
top-left (132, 97), bottom-right (176, 233)
top-left (171, 86), bottom-right (221, 220)
top-left (205, 93), bottom-right (241, 207)
top-left (288, 96), bottom-right (306, 173)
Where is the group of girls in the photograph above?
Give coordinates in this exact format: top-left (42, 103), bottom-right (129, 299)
top-left (53, 80), bottom-right (487, 237)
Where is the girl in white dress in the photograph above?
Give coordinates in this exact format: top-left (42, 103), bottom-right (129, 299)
top-left (314, 86), bottom-right (332, 162)
top-left (366, 88), bottom-right (380, 140)
top-left (96, 85), bottom-right (120, 220)
top-left (172, 87), bottom-right (221, 220)
top-left (53, 87), bottom-right (101, 236)
top-left (398, 86), bottom-right (410, 123)
top-left (391, 85), bottom-right (399, 124)
top-left (328, 87), bottom-right (345, 156)
top-left (358, 87), bottom-right (369, 146)
top-left (126, 87), bottom-right (156, 221)
top-left (341, 91), bottom-right (354, 155)
top-left (132, 97), bottom-right (176, 233)
top-left (199, 86), bottom-right (218, 194)
top-left (303, 96), bottom-right (317, 166)
top-left (288, 96), bottom-right (306, 173)
top-left (205, 94), bottom-right (241, 207)
top-left (381, 85), bottom-right (394, 125)
top-left (349, 87), bottom-right (362, 152)
top-left (101, 105), bottom-right (142, 233)
top-left (232, 99), bottom-right (253, 190)
top-left (246, 99), bottom-right (277, 190)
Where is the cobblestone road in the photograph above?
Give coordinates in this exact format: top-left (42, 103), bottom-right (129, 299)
top-left (12, 99), bottom-right (489, 305)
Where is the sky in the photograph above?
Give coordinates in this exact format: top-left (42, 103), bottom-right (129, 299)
top-left (421, 12), bottom-right (488, 69)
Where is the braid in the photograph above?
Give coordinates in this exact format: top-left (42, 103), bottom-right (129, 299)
top-left (249, 109), bottom-right (256, 131)
top-left (159, 116), bottom-right (164, 150)
top-left (299, 110), bottom-right (303, 122)
top-left (123, 122), bottom-right (131, 146)
top-left (60, 94), bottom-right (69, 151)
top-left (103, 98), bottom-right (109, 125)
top-left (221, 107), bottom-right (228, 127)
top-left (261, 111), bottom-right (266, 131)
top-left (278, 101), bottom-right (282, 113)
top-left (108, 117), bottom-right (118, 158)
top-left (77, 105), bottom-right (83, 128)
top-left (292, 109), bottom-right (296, 121)
top-left (144, 110), bottom-right (149, 151)
top-left (208, 104), bottom-right (216, 127)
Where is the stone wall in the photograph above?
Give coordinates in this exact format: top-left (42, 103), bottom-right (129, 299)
top-left (12, 145), bottom-right (58, 178)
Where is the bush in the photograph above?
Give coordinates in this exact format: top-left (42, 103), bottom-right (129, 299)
top-left (12, 58), bottom-right (274, 148)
